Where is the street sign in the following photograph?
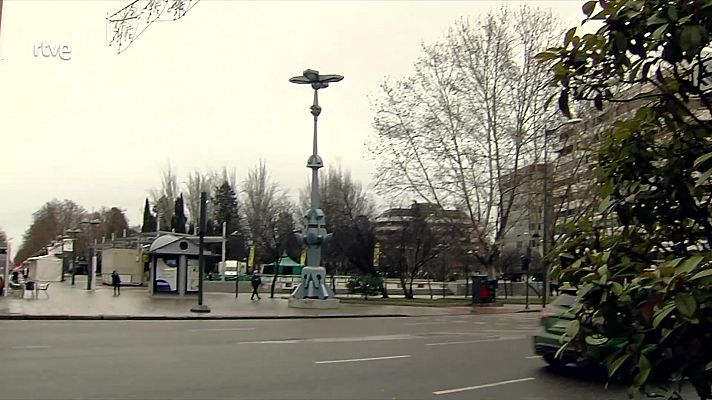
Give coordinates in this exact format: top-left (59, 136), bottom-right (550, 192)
top-left (62, 238), bottom-right (74, 252)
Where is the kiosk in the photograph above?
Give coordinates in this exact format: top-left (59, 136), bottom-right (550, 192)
top-left (148, 235), bottom-right (212, 297)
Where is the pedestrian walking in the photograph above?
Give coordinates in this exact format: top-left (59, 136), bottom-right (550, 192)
top-left (111, 270), bottom-right (121, 296)
top-left (250, 272), bottom-right (262, 300)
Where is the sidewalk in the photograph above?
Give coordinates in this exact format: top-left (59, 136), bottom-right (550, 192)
top-left (0, 278), bottom-right (477, 320)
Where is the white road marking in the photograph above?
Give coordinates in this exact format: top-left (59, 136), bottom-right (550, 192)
top-left (189, 327), bottom-right (256, 332)
top-left (240, 339), bottom-right (300, 344)
top-left (425, 336), bottom-right (525, 346)
top-left (240, 334), bottom-right (413, 344)
top-left (315, 355), bottom-right (411, 364)
top-left (525, 355), bottom-right (542, 359)
top-left (9, 345), bottom-right (50, 350)
top-left (405, 321), bottom-right (466, 326)
top-left (433, 377), bottom-right (535, 395)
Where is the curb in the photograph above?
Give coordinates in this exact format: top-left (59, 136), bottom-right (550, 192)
top-left (0, 313), bottom-right (410, 321)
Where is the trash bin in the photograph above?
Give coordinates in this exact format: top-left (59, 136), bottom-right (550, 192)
top-left (487, 280), bottom-right (497, 302)
top-left (470, 274), bottom-right (488, 304)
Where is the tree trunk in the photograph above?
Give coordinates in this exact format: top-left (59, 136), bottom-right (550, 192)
top-left (399, 276), bottom-right (409, 298)
top-left (269, 259), bottom-right (281, 299)
top-left (407, 276), bottom-right (415, 300)
top-left (427, 274), bottom-right (433, 299)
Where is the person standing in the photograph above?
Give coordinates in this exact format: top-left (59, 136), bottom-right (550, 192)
top-left (250, 271), bottom-right (262, 300)
top-left (111, 270), bottom-right (121, 296)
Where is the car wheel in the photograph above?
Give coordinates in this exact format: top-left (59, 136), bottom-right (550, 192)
top-left (543, 353), bottom-right (568, 369)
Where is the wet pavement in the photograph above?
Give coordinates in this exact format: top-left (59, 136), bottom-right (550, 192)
top-left (0, 278), bottom-right (474, 319)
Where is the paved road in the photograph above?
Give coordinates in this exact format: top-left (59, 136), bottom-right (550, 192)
top-left (1, 314), bottom-right (630, 399)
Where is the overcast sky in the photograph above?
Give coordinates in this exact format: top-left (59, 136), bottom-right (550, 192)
top-left (0, 0), bottom-right (587, 249)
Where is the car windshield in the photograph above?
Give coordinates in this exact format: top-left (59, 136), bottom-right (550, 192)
top-left (552, 293), bottom-right (577, 308)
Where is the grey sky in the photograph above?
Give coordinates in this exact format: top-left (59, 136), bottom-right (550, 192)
top-left (0, 0), bottom-right (587, 249)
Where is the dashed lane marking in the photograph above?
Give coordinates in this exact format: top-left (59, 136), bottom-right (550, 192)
top-left (425, 336), bottom-right (525, 346)
top-left (315, 355), bottom-right (412, 364)
top-left (433, 377), bottom-right (536, 395)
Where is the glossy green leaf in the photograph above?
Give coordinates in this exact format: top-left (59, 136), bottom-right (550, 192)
top-left (585, 334), bottom-right (609, 346)
top-left (536, 51), bottom-right (558, 61)
top-left (691, 269), bottom-right (712, 281)
top-left (680, 25), bottom-right (702, 51)
top-left (652, 24), bottom-right (669, 40)
top-left (564, 27), bottom-right (577, 46)
top-left (694, 152), bottom-right (712, 167)
top-left (634, 355), bottom-right (651, 388)
top-left (667, 6), bottom-right (678, 21)
top-left (675, 293), bottom-right (696, 317)
top-left (695, 168), bottom-right (712, 187)
top-left (678, 256), bottom-right (704, 274)
top-left (565, 319), bottom-right (580, 338)
top-left (582, 1), bottom-right (597, 17)
top-left (653, 304), bottom-right (675, 328)
top-left (609, 352), bottom-right (632, 378)
top-left (646, 14), bottom-right (668, 25)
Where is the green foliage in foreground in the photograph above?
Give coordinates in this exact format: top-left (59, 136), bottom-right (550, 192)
top-left (541, 0), bottom-right (712, 398)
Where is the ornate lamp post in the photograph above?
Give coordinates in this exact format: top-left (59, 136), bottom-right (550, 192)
top-left (288, 69), bottom-right (343, 301)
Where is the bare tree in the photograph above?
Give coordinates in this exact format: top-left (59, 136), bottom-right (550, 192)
top-left (150, 164), bottom-right (179, 230)
top-left (299, 165), bottom-right (376, 275)
top-left (243, 160), bottom-right (298, 298)
top-left (184, 169), bottom-right (220, 233)
top-left (379, 204), bottom-right (443, 298)
top-left (370, 7), bottom-right (562, 277)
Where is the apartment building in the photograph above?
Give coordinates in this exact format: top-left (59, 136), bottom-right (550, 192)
top-left (499, 163), bottom-right (551, 254)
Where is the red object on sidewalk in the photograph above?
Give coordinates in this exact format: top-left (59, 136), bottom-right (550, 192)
top-left (479, 285), bottom-right (490, 299)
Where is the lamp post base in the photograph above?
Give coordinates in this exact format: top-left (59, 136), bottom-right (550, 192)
top-left (190, 304), bottom-right (211, 313)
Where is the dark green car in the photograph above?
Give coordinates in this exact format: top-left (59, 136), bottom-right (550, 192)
top-left (533, 292), bottom-right (582, 367)
top-left (533, 290), bottom-right (621, 368)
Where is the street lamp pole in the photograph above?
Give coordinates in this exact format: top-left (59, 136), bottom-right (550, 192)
top-left (288, 69), bottom-right (343, 301)
top-left (541, 118), bottom-right (582, 307)
top-left (191, 191), bottom-right (210, 313)
top-left (80, 219), bottom-right (101, 290)
top-left (2, 242), bottom-right (9, 297)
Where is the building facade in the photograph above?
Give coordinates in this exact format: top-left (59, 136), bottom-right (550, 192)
top-left (374, 202), bottom-right (478, 278)
top-left (499, 163), bottom-right (551, 255)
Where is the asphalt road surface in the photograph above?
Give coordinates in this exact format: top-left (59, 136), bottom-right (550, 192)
top-left (0, 313), bottom-right (632, 400)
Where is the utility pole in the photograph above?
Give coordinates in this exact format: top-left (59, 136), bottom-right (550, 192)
top-left (191, 192), bottom-right (210, 313)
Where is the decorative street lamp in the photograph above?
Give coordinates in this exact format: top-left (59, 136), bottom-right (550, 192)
top-left (541, 118), bottom-right (582, 307)
top-left (289, 69), bottom-right (343, 301)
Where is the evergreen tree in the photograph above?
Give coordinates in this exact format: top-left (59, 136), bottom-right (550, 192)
top-left (171, 194), bottom-right (187, 234)
top-left (141, 198), bottom-right (157, 233)
top-left (212, 181), bottom-right (245, 259)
